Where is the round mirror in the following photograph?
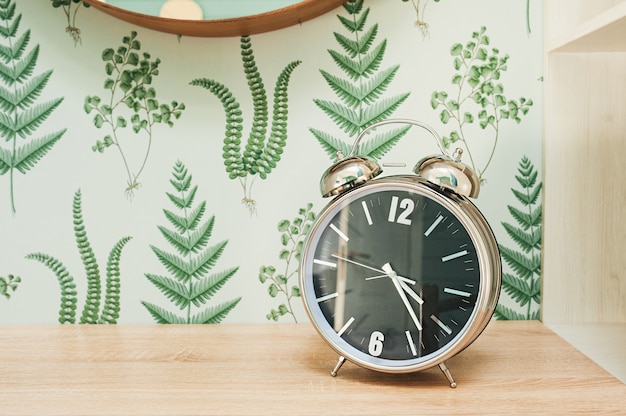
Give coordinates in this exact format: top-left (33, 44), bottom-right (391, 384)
top-left (83, 0), bottom-right (345, 37)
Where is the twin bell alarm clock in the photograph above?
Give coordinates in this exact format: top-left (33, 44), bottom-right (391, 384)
top-left (299, 119), bottom-right (502, 387)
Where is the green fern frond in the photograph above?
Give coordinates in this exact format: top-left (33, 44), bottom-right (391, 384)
top-left (494, 303), bottom-right (527, 321)
top-left (27, 189), bottom-right (131, 324)
top-left (0, 43), bottom-right (37, 85)
top-left (158, 216), bottom-right (214, 257)
top-left (190, 298), bottom-right (241, 324)
top-left (72, 190), bottom-right (102, 324)
top-left (191, 36), bottom-right (299, 210)
top-left (497, 156), bottom-right (542, 320)
top-left (502, 223), bottom-right (541, 253)
top-left (145, 273), bottom-right (190, 309)
top-left (0, 3), bottom-right (65, 214)
top-left (0, 28), bottom-right (29, 61)
top-left (338, 7), bottom-right (369, 33)
top-left (141, 301), bottom-right (187, 324)
top-left (189, 267), bottom-right (239, 307)
top-left (499, 246), bottom-right (540, 280)
top-left (0, 11), bottom-right (20, 39)
top-left (257, 60), bottom-right (301, 178)
top-left (313, 2), bottom-right (408, 161)
top-left (0, 70), bottom-right (51, 112)
top-left (144, 160), bottom-right (240, 323)
top-left (343, 0), bottom-right (364, 15)
top-left (360, 94), bottom-right (410, 127)
top-left (513, 182), bottom-right (542, 206)
top-left (507, 204), bottom-right (542, 230)
top-left (309, 128), bottom-right (352, 160)
top-left (501, 272), bottom-right (539, 307)
top-left (516, 169), bottom-right (537, 189)
top-left (100, 236), bottom-right (132, 324)
top-left (166, 184), bottom-right (197, 210)
top-left (358, 125), bottom-right (411, 159)
top-left (313, 99), bottom-right (361, 136)
top-left (25, 252), bottom-right (78, 324)
top-left (9, 129), bottom-right (65, 173)
top-left (188, 78), bottom-right (245, 180)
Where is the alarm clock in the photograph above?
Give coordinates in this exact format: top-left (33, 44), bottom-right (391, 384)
top-left (300, 119), bottom-right (501, 387)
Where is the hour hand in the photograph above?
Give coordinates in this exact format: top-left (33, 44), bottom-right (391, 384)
top-left (382, 263), bottom-right (422, 331)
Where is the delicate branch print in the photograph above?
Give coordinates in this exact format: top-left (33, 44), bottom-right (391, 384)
top-left (0, 0), bottom-right (66, 215)
top-left (26, 189), bottom-right (132, 324)
top-left (0, 274), bottom-right (20, 300)
top-left (142, 160), bottom-right (241, 324)
top-left (430, 26), bottom-right (533, 183)
top-left (495, 156), bottom-right (541, 320)
top-left (259, 203), bottom-right (316, 322)
top-left (400, 0), bottom-right (441, 38)
top-left (84, 31), bottom-right (185, 198)
top-left (49, 0), bottom-right (90, 46)
top-left (191, 36), bottom-right (301, 215)
top-left (312, 0), bottom-right (411, 162)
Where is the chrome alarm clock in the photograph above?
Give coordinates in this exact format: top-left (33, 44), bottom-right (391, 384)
top-left (300, 119), bottom-right (501, 387)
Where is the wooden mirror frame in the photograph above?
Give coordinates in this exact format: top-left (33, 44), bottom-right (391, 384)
top-left (83, 0), bottom-right (346, 37)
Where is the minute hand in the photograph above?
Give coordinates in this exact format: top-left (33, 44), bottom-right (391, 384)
top-left (382, 263), bottom-right (422, 331)
top-left (332, 254), bottom-right (416, 285)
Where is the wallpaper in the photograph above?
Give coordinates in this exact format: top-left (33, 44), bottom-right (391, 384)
top-left (0, 0), bottom-right (543, 324)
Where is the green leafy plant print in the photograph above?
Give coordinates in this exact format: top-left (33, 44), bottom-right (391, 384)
top-left (142, 160), bottom-right (241, 324)
top-left (495, 156), bottom-right (541, 320)
top-left (26, 189), bottom-right (132, 324)
top-left (400, 0), bottom-right (440, 37)
top-left (311, 0), bottom-right (411, 162)
top-left (49, 0), bottom-right (90, 46)
top-left (0, 0), bottom-right (67, 215)
top-left (190, 36), bottom-right (301, 215)
top-left (259, 203), bottom-right (316, 322)
top-left (84, 31), bottom-right (185, 198)
top-left (0, 274), bottom-right (20, 300)
top-left (430, 26), bottom-right (533, 183)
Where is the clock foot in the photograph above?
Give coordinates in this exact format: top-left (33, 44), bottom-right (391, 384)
top-left (438, 362), bottom-right (457, 388)
top-left (330, 356), bottom-right (346, 377)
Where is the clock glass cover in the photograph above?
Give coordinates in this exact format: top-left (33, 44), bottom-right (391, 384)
top-left (301, 179), bottom-right (493, 371)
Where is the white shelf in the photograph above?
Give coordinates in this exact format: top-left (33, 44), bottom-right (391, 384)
top-left (547, 2), bottom-right (626, 52)
top-left (543, 0), bottom-right (626, 383)
top-left (547, 324), bottom-right (626, 383)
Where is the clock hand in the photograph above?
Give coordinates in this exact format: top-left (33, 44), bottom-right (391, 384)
top-left (331, 254), bottom-right (414, 286)
top-left (382, 263), bottom-right (422, 331)
top-left (399, 279), bottom-right (424, 305)
top-left (331, 254), bottom-right (383, 274)
top-left (365, 274), bottom-right (417, 285)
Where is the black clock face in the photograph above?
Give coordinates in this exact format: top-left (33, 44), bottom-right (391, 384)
top-left (302, 180), bottom-right (485, 368)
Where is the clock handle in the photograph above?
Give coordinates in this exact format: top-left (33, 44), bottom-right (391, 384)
top-left (320, 118), bottom-right (480, 198)
top-left (352, 118), bottom-right (480, 198)
top-left (349, 118), bottom-right (453, 159)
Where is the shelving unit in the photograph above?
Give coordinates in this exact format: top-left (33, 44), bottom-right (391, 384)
top-left (542, 0), bottom-right (626, 383)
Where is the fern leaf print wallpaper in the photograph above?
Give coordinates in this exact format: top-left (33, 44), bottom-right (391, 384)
top-left (0, 0), bottom-right (542, 324)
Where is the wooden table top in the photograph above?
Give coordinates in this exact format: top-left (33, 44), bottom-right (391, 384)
top-left (0, 321), bottom-right (624, 415)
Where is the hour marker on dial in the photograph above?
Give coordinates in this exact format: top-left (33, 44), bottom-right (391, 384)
top-left (329, 223), bottom-right (349, 242)
top-left (313, 259), bottom-right (336, 268)
top-left (444, 287), bottom-right (472, 297)
top-left (441, 250), bottom-right (469, 262)
top-left (430, 315), bottom-right (453, 335)
top-left (424, 214), bottom-right (444, 236)
top-left (316, 292), bottom-right (338, 303)
top-left (361, 201), bottom-right (373, 225)
top-left (405, 331), bottom-right (418, 356)
top-left (337, 317), bottom-right (355, 337)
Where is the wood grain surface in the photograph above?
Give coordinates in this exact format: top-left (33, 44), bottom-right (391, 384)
top-left (0, 321), bottom-right (624, 415)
